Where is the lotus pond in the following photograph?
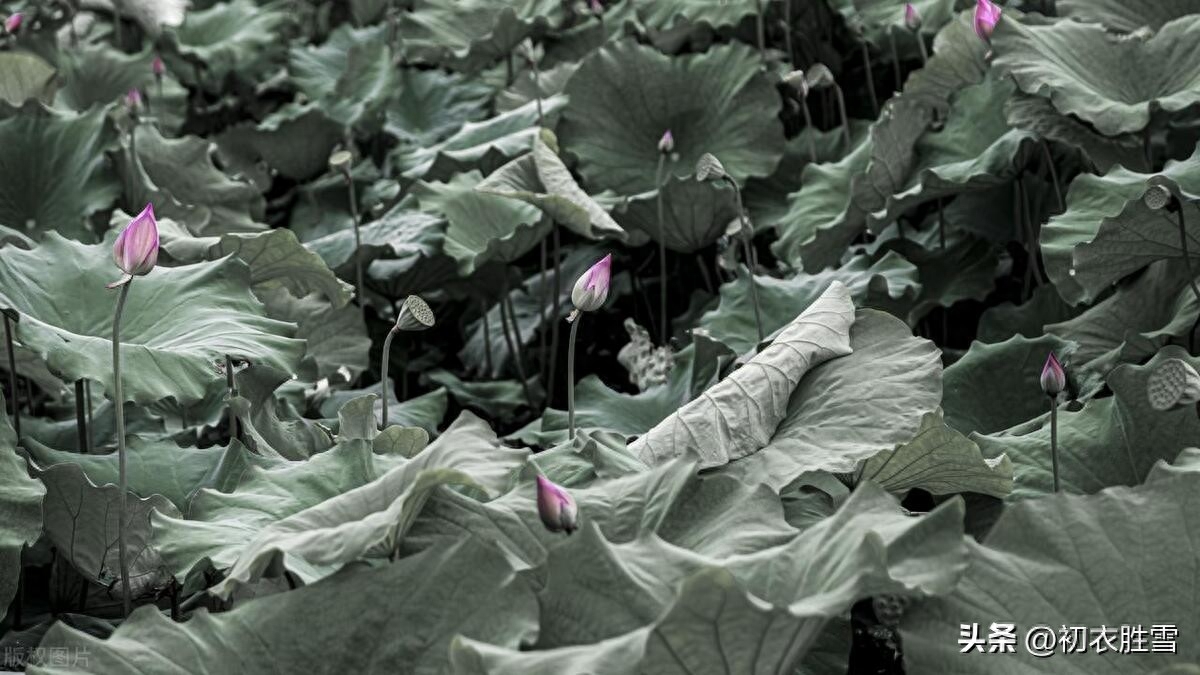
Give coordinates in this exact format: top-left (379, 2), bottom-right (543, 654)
top-left (0, 0), bottom-right (1198, 673)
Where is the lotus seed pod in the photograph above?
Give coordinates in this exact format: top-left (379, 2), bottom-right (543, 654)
top-left (395, 295), bottom-right (435, 331)
top-left (328, 150), bottom-right (353, 173)
top-left (1143, 184), bottom-right (1172, 210)
top-left (1147, 358), bottom-right (1200, 411)
top-left (783, 69), bottom-right (809, 98)
top-left (616, 318), bottom-right (672, 391)
top-left (872, 594), bottom-right (912, 628)
top-left (805, 63), bottom-right (836, 90)
top-left (694, 153), bottom-right (727, 182)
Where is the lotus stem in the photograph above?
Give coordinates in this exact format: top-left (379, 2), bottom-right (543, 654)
top-left (506, 53), bottom-right (514, 86)
top-left (2, 310), bottom-right (19, 439)
top-left (834, 84), bottom-right (851, 153)
top-left (1174, 198), bottom-right (1200, 353)
top-left (754, 0), bottom-right (765, 60)
top-left (1041, 140), bottom-right (1064, 212)
top-left (1018, 175), bottom-right (1046, 289)
top-left (343, 167), bottom-right (364, 318)
top-left (548, 227), bottom-right (562, 404)
top-left (1049, 396), bottom-right (1059, 492)
top-left (914, 29), bottom-right (928, 64)
top-left (531, 58), bottom-right (544, 127)
top-left (499, 283), bottom-right (535, 409)
top-left (782, 0), bottom-right (794, 63)
top-left (225, 354), bottom-right (238, 441)
top-left (539, 239), bottom-right (549, 374)
top-left (938, 198), bottom-right (946, 250)
top-left (799, 98), bottom-right (818, 163)
top-left (480, 299), bottom-right (494, 376)
top-left (861, 43), bottom-right (879, 117)
top-left (85, 380), bottom-right (93, 453)
top-left (380, 325), bottom-right (398, 429)
top-left (888, 30), bottom-right (902, 92)
top-left (111, 280), bottom-right (132, 617)
top-left (655, 153), bottom-right (669, 345)
top-left (724, 176), bottom-right (765, 343)
top-left (567, 316), bottom-right (580, 440)
top-left (75, 380), bottom-right (87, 453)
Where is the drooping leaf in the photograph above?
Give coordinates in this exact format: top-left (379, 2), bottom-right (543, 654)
top-left (217, 104), bottom-right (343, 182)
top-left (384, 69), bottom-right (491, 149)
top-left (397, 0), bottom-right (561, 73)
top-left (0, 390), bottom-right (44, 616)
top-left (1056, 0), bottom-right (1200, 32)
top-left (612, 175), bottom-right (737, 252)
top-left (0, 52), bottom-right (58, 106)
top-left (288, 24), bottom-right (396, 130)
top-left (258, 288), bottom-right (371, 381)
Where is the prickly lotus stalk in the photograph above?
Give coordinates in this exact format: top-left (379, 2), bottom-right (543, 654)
top-left (655, 131), bottom-right (673, 344)
top-left (567, 255), bottom-right (612, 440)
top-left (696, 154), bottom-right (764, 344)
top-left (1040, 352), bottom-right (1065, 492)
top-left (109, 203), bottom-right (160, 618)
top-left (536, 475), bottom-right (578, 534)
top-left (379, 296), bottom-right (434, 430)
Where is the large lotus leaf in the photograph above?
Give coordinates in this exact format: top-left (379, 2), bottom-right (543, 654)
top-left (397, 0), bottom-right (560, 73)
top-left (1057, 0), bottom-right (1200, 32)
top-left (217, 103), bottom-right (343, 182)
top-left (976, 285), bottom-right (1082, 344)
top-left (258, 288), bottom-right (371, 381)
top-left (0, 52), bottom-right (58, 106)
top-left (901, 457), bottom-right (1200, 673)
top-left (1041, 151), bottom-right (1200, 305)
top-left (830, 0), bottom-right (957, 44)
top-left (451, 482), bottom-right (967, 673)
top-left (559, 40), bottom-right (784, 195)
top-left (1046, 260), bottom-right (1199, 385)
top-left (697, 252), bottom-right (921, 353)
top-left (29, 538), bottom-right (538, 675)
top-left (974, 348), bottom-right (1200, 501)
top-left (384, 69), bottom-right (491, 149)
top-left (28, 458), bottom-right (179, 597)
top-left (0, 234), bottom-right (304, 406)
top-left (0, 106), bottom-right (118, 242)
top-left (724, 309), bottom-right (942, 491)
top-left (288, 24), bottom-right (395, 130)
top-left (425, 369), bottom-right (538, 421)
top-left (478, 128), bottom-right (627, 242)
top-left (84, 0), bottom-right (188, 34)
top-left (633, 0), bottom-right (758, 32)
top-left (0, 391), bottom-right (44, 617)
top-left (991, 14), bottom-right (1200, 136)
top-left (53, 45), bottom-right (188, 134)
top-left (868, 233), bottom-right (999, 325)
top-left (318, 384), bottom-right (447, 436)
top-left (230, 366), bottom-right (335, 461)
top-left (772, 100), bottom-right (930, 273)
top-left (165, 0), bottom-right (288, 83)
top-left (1006, 92), bottom-right (1144, 174)
top-left (396, 96), bottom-right (565, 182)
top-left (612, 175), bottom-right (737, 252)
top-left (857, 411), bottom-right (1012, 498)
top-left (304, 203), bottom-right (445, 280)
top-left (943, 334), bottom-right (1078, 436)
top-left (628, 282), bottom-right (855, 468)
top-left (411, 170), bottom-right (548, 275)
top-left (901, 10), bottom-right (991, 115)
top-left (125, 124), bottom-right (266, 236)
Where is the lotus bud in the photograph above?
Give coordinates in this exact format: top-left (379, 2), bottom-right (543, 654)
top-left (1143, 184), bottom-right (1172, 211)
top-left (124, 88), bottom-right (142, 114)
top-left (395, 295), bottom-right (435, 332)
top-left (590, 0), bottom-right (603, 15)
top-left (804, 63), bottom-right (836, 90)
top-left (570, 254), bottom-right (612, 316)
top-left (4, 13), bottom-right (21, 34)
top-left (328, 149), bottom-right (353, 174)
top-left (694, 153), bottom-right (727, 182)
top-left (904, 3), bottom-right (922, 31)
top-left (1040, 352), bottom-right (1066, 397)
top-left (783, 69), bottom-right (809, 99)
top-left (1147, 358), bottom-right (1200, 411)
top-left (974, 0), bottom-right (1001, 44)
top-left (152, 55), bottom-right (165, 78)
top-left (108, 204), bottom-right (159, 288)
top-left (657, 129), bottom-right (674, 154)
top-left (536, 475), bottom-right (578, 534)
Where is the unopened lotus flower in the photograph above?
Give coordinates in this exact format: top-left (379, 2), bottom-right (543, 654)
top-left (4, 13), bottom-right (21, 34)
top-left (904, 3), bottom-right (922, 31)
top-left (1040, 352), bottom-right (1065, 396)
top-left (657, 129), bottom-right (674, 154)
top-left (536, 475), bottom-right (578, 534)
top-left (590, 0), bottom-right (603, 15)
top-left (571, 253), bottom-right (612, 315)
top-left (152, 55), bottom-right (165, 78)
top-left (108, 204), bottom-right (159, 288)
top-left (125, 88), bottom-right (142, 113)
top-left (974, 0), bottom-right (1001, 44)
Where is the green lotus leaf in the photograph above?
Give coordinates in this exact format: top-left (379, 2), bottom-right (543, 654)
top-left (857, 410), bottom-right (1012, 498)
top-left (451, 481), bottom-right (966, 673)
top-left (868, 233), bottom-right (999, 325)
top-left (0, 52), bottom-right (57, 106)
top-left (724, 309), bottom-right (942, 490)
top-left (629, 282), bottom-right (856, 469)
top-left (123, 124), bottom-right (266, 236)
top-left (559, 40), bottom-right (784, 195)
top-left (411, 170), bottom-right (549, 275)
top-left (165, 0), bottom-right (288, 84)
top-left (396, 96), bottom-right (565, 182)
top-left (28, 457), bottom-right (179, 596)
top-left (29, 538), bottom-right (537, 675)
top-left (303, 200), bottom-right (445, 282)
top-left (901, 454), bottom-right (1200, 673)
top-left (611, 175), bottom-right (735, 252)
top-left (830, 0), bottom-right (958, 45)
top-left (943, 334), bottom-right (1077, 436)
top-left (478, 128), bottom-right (628, 241)
top-left (231, 365), bottom-right (334, 460)
top-left (1057, 0), bottom-right (1200, 32)
top-left (397, 0), bottom-right (561, 73)
top-left (0, 391), bottom-right (44, 617)
top-left (258, 288), bottom-right (370, 381)
top-left (217, 103), bottom-right (343, 182)
top-left (633, 0), bottom-right (758, 32)
top-left (53, 45), bottom-right (187, 134)
top-left (0, 105), bottom-right (118, 242)
top-left (92, 0), bottom-right (188, 34)
top-left (0, 234), bottom-right (305, 406)
top-left (496, 61), bottom-right (578, 113)
top-left (976, 285), bottom-right (1081, 344)
top-left (974, 348), bottom-right (1200, 500)
top-left (425, 368), bottom-right (539, 421)
top-left (317, 385), bottom-right (448, 436)
top-left (992, 13), bottom-right (1200, 136)
top-left (697, 252), bottom-right (921, 353)
top-left (288, 24), bottom-right (395, 130)
top-left (1040, 150), bottom-right (1200, 305)
top-left (385, 68), bottom-right (491, 149)
top-left (1006, 92), bottom-right (1144, 173)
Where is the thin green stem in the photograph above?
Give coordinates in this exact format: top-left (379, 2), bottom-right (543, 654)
top-left (344, 168), bottom-right (364, 318)
top-left (539, 239), bottom-right (549, 375)
top-left (548, 228), bottom-right (562, 405)
top-left (225, 354), bottom-right (237, 441)
top-left (834, 84), bottom-right (851, 153)
top-left (480, 299), bottom-right (494, 376)
top-left (380, 326), bottom-right (398, 430)
top-left (782, 0), bottom-right (794, 63)
top-left (861, 42), bottom-right (879, 117)
top-left (888, 30), bottom-right (902, 92)
top-left (914, 29), bottom-right (928, 65)
top-left (567, 316), bottom-right (580, 440)
top-left (75, 380), bottom-right (87, 453)
top-left (531, 60), bottom-right (544, 127)
top-left (655, 153), bottom-right (668, 345)
top-left (1049, 397), bottom-right (1059, 492)
top-left (1018, 174), bottom-right (1046, 288)
top-left (500, 283), bottom-right (535, 409)
top-left (1041, 140), bottom-right (1064, 212)
top-left (1174, 199), bottom-right (1200, 354)
top-left (754, 0), bottom-right (765, 60)
top-left (85, 380), bottom-right (93, 453)
top-left (726, 177), bottom-right (764, 343)
top-left (112, 280), bottom-right (132, 617)
top-left (799, 98), bottom-right (818, 163)
top-left (3, 312), bottom-right (19, 439)
top-left (937, 198), bottom-right (946, 250)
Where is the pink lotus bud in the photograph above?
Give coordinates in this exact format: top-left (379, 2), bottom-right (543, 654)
top-left (108, 204), bottom-right (159, 288)
top-left (152, 55), bottom-right (165, 78)
top-left (4, 13), bottom-right (21, 34)
top-left (904, 3), bottom-right (922, 30)
top-left (536, 475), bottom-right (578, 534)
top-left (125, 88), bottom-right (142, 112)
top-left (571, 253), bottom-right (612, 313)
top-left (657, 129), bottom-right (674, 154)
top-left (590, 0), bottom-right (603, 15)
top-left (1040, 352), bottom-right (1066, 396)
top-left (974, 0), bottom-right (1001, 43)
